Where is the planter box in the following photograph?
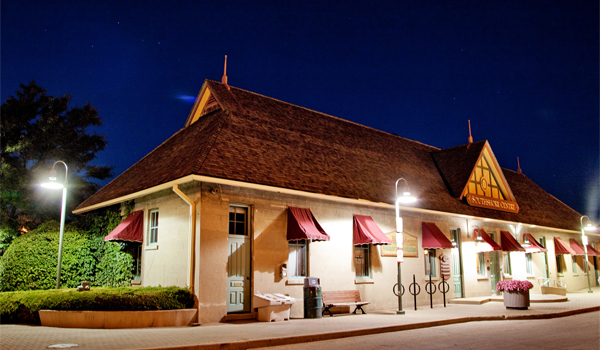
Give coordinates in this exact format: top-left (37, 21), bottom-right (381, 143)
top-left (503, 290), bottom-right (530, 310)
top-left (39, 309), bottom-right (197, 329)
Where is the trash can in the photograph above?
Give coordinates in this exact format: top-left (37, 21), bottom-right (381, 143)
top-left (303, 277), bottom-right (322, 318)
top-left (253, 293), bottom-right (295, 322)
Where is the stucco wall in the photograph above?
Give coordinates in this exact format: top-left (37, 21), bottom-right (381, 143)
top-left (135, 186), bottom-right (197, 289)
top-left (131, 180), bottom-right (595, 323)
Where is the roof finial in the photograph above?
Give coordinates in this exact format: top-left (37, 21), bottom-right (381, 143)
top-left (221, 55), bottom-right (230, 90)
top-left (468, 120), bottom-right (473, 144)
top-left (517, 157), bottom-right (522, 174)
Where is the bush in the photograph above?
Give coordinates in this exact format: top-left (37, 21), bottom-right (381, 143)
top-left (0, 286), bottom-right (195, 325)
top-left (0, 221), bottom-right (133, 291)
top-left (0, 224), bottom-right (19, 257)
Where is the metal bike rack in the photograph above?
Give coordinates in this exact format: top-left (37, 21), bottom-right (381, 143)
top-left (438, 275), bottom-right (450, 308)
top-left (392, 282), bottom-right (405, 297)
top-left (409, 274), bottom-right (421, 310)
top-left (425, 274), bottom-right (437, 308)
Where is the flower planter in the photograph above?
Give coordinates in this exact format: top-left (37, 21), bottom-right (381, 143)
top-left (503, 290), bottom-right (530, 310)
top-left (39, 308), bottom-right (197, 329)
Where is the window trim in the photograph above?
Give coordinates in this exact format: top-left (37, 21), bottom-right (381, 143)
top-left (288, 239), bottom-right (308, 279)
top-left (354, 244), bottom-right (371, 279)
top-left (425, 249), bottom-right (437, 277)
top-left (148, 209), bottom-right (159, 245)
top-left (503, 252), bottom-right (512, 276)
top-left (477, 252), bottom-right (486, 277)
top-left (556, 254), bottom-right (564, 274)
top-left (229, 206), bottom-right (249, 236)
top-left (525, 253), bottom-right (533, 275)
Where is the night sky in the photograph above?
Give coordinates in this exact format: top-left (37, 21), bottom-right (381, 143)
top-left (2, 1), bottom-right (598, 221)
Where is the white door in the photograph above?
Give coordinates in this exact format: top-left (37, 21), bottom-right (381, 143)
top-left (451, 229), bottom-right (463, 298)
top-left (227, 206), bottom-right (251, 313)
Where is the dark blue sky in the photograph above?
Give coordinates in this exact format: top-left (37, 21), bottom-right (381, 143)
top-left (2, 1), bottom-right (598, 220)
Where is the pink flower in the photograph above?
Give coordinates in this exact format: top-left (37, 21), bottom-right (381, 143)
top-left (496, 280), bottom-right (534, 292)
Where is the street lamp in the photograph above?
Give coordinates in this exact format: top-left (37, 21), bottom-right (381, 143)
top-left (395, 178), bottom-right (417, 315)
top-left (41, 161), bottom-right (68, 289)
top-left (580, 215), bottom-right (596, 294)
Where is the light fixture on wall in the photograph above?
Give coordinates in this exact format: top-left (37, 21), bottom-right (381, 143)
top-left (41, 161), bottom-right (68, 289)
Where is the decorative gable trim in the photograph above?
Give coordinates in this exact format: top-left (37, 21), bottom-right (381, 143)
top-left (460, 142), bottom-right (519, 213)
top-left (185, 83), bottom-right (223, 127)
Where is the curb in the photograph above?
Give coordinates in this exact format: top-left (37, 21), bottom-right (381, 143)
top-left (146, 307), bottom-right (600, 350)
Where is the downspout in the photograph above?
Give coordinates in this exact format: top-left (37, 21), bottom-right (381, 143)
top-left (172, 184), bottom-right (200, 297)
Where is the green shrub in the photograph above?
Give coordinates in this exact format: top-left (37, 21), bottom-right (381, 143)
top-left (0, 224), bottom-right (19, 257)
top-left (0, 286), bottom-right (195, 325)
top-left (0, 220), bottom-right (134, 291)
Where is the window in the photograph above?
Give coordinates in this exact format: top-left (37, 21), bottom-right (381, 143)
top-left (148, 209), bottom-right (159, 244)
top-left (229, 206), bottom-right (248, 235)
top-left (556, 255), bottom-right (564, 274)
top-left (572, 256), bottom-right (578, 274)
top-left (450, 229), bottom-right (460, 247)
top-left (354, 244), bottom-right (370, 278)
top-left (425, 249), bottom-right (437, 277)
top-left (538, 237), bottom-right (546, 248)
top-left (477, 252), bottom-right (486, 276)
top-left (526, 253), bottom-right (533, 275)
top-left (503, 252), bottom-right (512, 275)
top-left (288, 240), bottom-right (308, 278)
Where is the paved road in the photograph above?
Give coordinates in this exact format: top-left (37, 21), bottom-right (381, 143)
top-left (258, 311), bottom-right (600, 350)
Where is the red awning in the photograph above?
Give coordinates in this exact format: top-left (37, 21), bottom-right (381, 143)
top-left (500, 231), bottom-right (525, 252)
top-left (104, 210), bottom-right (144, 242)
top-left (523, 233), bottom-right (548, 253)
top-left (422, 222), bottom-right (454, 249)
top-left (554, 237), bottom-right (576, 255)
top-left (353, 215), bottom-right (391, 245)
top-left (586, 245), bottom-right (600, 256)
top-left (569, 239), bottom-right (586, 256)
top-left (476, 229), bottom-right (502, 251)
top-left (287, 207), bottom-right (330, 241)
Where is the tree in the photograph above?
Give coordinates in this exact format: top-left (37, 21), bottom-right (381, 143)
top-left (1, 81), bottom-right (114, 233)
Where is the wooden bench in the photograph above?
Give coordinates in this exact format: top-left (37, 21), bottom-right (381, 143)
top-left (322, 290), bottom-right (369, 316)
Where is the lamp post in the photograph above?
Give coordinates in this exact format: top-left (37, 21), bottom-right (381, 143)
top-left (41, 161), bottom-right (68, 289)
top-left (580, 215), bottom-right (596, 294)
top-left (395, 178), bottom-right (417, 315)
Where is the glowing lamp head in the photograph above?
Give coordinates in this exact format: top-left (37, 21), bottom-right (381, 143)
top-left (396, 190), bottom-right (417, 204)
top-left (583, 222), bottom-right (596, 231)
top-left (41, 168), bottom-right (64, 189)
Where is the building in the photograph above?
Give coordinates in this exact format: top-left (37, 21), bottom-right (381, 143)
top-left (74, 79), bottom-right (599, 323)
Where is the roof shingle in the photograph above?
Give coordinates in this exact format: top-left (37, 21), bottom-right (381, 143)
top-left (76, 80), bottom-right (582, 231)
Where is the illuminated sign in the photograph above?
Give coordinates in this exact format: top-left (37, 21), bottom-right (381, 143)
top-left (466, 193), bottom-right (519, 213)
top-left (382, 231), bottom-right (418, 258)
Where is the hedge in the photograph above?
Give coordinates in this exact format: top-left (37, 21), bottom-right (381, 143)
top-left (0, 221), bottom-right (133, 291)
top-left (0, 286), bottom-right (195, 325)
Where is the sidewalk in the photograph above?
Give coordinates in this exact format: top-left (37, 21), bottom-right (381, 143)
top-left (2, 287), bottom-right (599, 350)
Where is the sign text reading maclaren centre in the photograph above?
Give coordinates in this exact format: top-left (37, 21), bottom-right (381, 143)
top-left (466, 193), bottom-right (520, 213)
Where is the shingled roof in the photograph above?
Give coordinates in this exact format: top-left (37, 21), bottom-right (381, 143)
top-left (76, 80), bottom-right (582, 231)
